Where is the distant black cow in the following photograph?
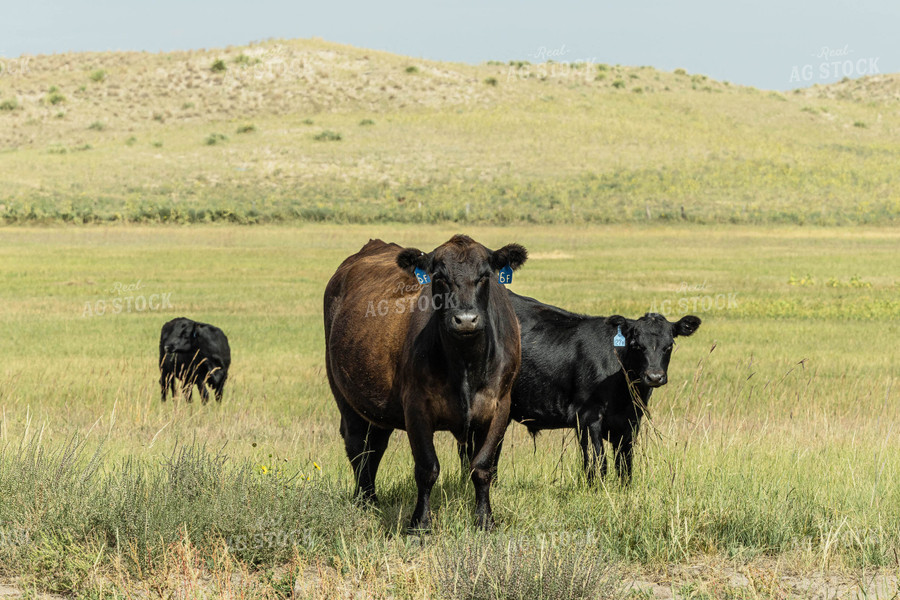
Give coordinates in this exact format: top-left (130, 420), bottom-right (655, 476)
top-left (462, 293), bottom-right (700, 483)
top-left (159, 317), bottom-right (231, 404)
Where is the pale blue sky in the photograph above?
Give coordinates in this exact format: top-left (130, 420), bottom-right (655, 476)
top-left (1, 0), bottom-right (897, 90)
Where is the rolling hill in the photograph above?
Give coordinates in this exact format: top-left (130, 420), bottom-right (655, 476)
top-left (0, 38), bottom-right (898, 224)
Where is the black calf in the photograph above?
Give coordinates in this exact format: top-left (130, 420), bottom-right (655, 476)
top-left (159, 317), bottom-right (231, 403)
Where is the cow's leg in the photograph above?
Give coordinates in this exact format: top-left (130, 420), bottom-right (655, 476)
top-left (468, 398), bottom-right (511, 530)
top-left (598, 437), bottom-right (609, 479)
top-left (405, 410), bottom-right (439, 532)
top-left (199, 383), bottom-right (210, 405)
top-left (612, 433), bottom-right (634, 484)
top-left (159, 368), bottom-right (170, 402)
top-left (214, 380), bottom-right (225, 403)
top-left (335, 395), bottom-right (392, 504)
top-left (491, 438), bottom-right (504, 484)
top-left (459, 428), bottom-right (503, 484)
top-left (456, 430), bottom-right (477, 481)
top-left (182, 373), bottom-right (194, 403)
top-left (579, 421), bottom-right (605, 485)
top-left (194, 367), bottom-right (211, 405)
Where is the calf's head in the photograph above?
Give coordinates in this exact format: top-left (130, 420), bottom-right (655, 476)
top-left (606, 313), bottom-right (701, 387)
top-left (397, 235), bottom-right (527, 339)
top-left (162, 319), bottom-right (196, 354)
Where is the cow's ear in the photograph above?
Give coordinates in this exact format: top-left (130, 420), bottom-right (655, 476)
top-left (490, 243), bottom-right (528, 271)
top-left (674, 315), bottom-right (701, 337)
top-left (606, 315), bottom-right (627, 329)
top-left (397, 247), bottom-right (430, 275)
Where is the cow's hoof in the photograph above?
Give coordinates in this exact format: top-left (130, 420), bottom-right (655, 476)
top-left (353, 493), bottom-right (378, 508)
top-left (408, 514), bottom-right (431, 534)
top-left (475, 513), bottom-right (495, 531)
top-left (407, 523), bottom-right (432, 535)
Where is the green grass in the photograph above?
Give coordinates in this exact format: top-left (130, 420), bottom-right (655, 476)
top-left (0, 224), bottom-right (898, 596)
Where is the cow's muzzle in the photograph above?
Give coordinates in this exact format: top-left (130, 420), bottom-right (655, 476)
top-left (449, 311), bottom-right (482, 336)
top-left (642, 370), bottom-right (667, 387)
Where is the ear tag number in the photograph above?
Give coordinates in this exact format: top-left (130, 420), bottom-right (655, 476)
top-left (498, 264), bottom-right (513, 285)
top-left (414, 267), bottom-right (431, 285)
top-left (613, 325), bottom-right (626, 348)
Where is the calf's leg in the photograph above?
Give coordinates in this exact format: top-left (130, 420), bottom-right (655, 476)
top-left (214, 381), bottom-right (226, 403)
top-left (611, 433), bottom-right (634, 484)
top-left (160, 369), bottom-right (170, 402)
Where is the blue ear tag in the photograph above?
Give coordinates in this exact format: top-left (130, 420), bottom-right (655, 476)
top-left (414, 267), bottom-right (431, 285)
top-left (498, 264), bottom-right (513, 285)
top-left (613, 326), bottom-right (626, 348)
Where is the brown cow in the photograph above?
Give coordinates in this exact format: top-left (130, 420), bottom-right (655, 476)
top-left (323, 235), bottom-right (527, 531)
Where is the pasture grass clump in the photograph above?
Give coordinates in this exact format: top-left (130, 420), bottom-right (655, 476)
top-left (205, 132), bottom-right (228, 145)
top-left (87, 120), bottom-right (105, 131)
top-left (0, 98), bottom-right (19, 111)
top-left (430, 533), bottom-right (620, 600)
top-left (359, 118), bottom-right (375, 126)
top-left (405, 65), bottom-right (419, 74)
top-left (210, 59), bottom-right (227, 73)
top-left (236, 124), bottom-right (257, 134)
top-left (313, 130), bottom-right (342, 142)
top-left (47, 91), bottom-right (66, 105)
top-left (89, 69), bottom-right (107, 82)
top-left (484, 77), bottom-right (499, 86)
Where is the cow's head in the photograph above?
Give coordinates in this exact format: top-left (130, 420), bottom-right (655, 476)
top-left (397, 234), bottom-right (527, 339)
top-left (195, 325), bottom-right (228, 385)
top-left (162, 319), bottom-right (197, 354)
top-left (605, 313), bottom-right (701, 387)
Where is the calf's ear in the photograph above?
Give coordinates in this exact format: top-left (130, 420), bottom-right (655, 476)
top-left (397, 248), bottom-right (431, 275)
top-left (674, 315), bottom-right (701, 337)
top-left (606, 315), bottom-right (627, 328)
top-left (490, 243), bottom-right (528, 271)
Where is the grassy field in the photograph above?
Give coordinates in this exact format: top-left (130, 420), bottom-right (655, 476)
top-left (1, 38), bottom-right (900, 226)
top-left (0, 224), bottom-right (898, 598)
